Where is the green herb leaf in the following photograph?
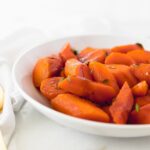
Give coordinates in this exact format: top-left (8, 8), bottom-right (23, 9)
top-left (136, 43), bottom-right (144, 49)
top-left (135, 103), bottom-right (140, 112)
top-left (72, 49), bottom-right (78, 55)
top-left (102, 79), bottom-right (109, 84)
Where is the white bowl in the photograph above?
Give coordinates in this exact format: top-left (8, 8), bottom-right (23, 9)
top-left (12, 35), bottom-right (150, 137)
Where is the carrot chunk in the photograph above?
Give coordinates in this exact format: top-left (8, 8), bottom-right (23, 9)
top-left (58, 76), bottom-right (116, 104)
top-left (131, 64), bottom-right (150, 85)
top-left (106, 64), bottom-right (137, 87)
top-left (111, 44), bottom-right (143, 53)
top-left (127, 50), bottom-right (150, 64)
top-left (105, 52), bottom-right (135, 65)
top-left (132, 81), bottom-right (148, 96)
top-left (51, 94), bottom-right (110, 122)
top-left (135, 96), bottom-right (150, 107)
top-left (129, 104), bottom-right (150, 124)
top-left (40, 77), bottom-right (66, 100)
top-left (33, 56), bottom-right (63, 87)
top-left (65, 59), bottom-right (92, 80)
top-left (89, 62), bottom-right (119, 94)
top-left (109, 82), bottom-right (134, 124)
top-left (59, 43), bottom-right (77, 61)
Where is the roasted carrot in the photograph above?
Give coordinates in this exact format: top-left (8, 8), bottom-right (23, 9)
top-left (40, 77), bottom-right (66, 100)
top-left (78, 47), bottom-right (108, 63)
top-left (135, 96), bottom-right (150, 107)
top-left (59, 43), bottom-right (77, 61)
top-left (105, 52), bottom-right (135, 65)
top-left (58, 76), bottom-right (116, 104)
top-left (127, 50), bottom-right (150, 64)
top-left (89, 62), bottom-right (119, 94)
top-left (106, 64), bottom-right (137, 87)
top-left (131, 64), bottom-right (150, 85)
top-left (51, 94), bottom-right (110, 122)
top-left (111, 43), bottom-right (143, 53)
top-left (109, 82), bottom-right (134, 124)
top-left (132, 81), bottom-right (148, 96)
top-left (65, 59), bottom-right (92, 80)
top-left (129, 104), bottom-right (150, 124)
top-left (33, 56), bottom-right (63, 87)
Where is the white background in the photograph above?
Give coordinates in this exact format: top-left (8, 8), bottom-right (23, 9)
top-left (1, 0), bottom-right (150, 39)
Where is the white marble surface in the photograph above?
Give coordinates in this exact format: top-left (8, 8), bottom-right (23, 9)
top-left (8, 102), bottom-right (150, 150)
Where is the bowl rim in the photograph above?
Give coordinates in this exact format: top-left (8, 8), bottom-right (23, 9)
top-left (12, 34), bottom-right (150, 129)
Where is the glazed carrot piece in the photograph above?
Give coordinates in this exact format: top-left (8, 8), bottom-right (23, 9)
top-left (106, 64), bottom-right (137, 87)
top-left (33, 56), bottom-right (63, 87)
top-left (65, 59), bottom-right (92, 80)
top-left (105, 52), bottom-right (135, 65)
top-left (58, 76), bottom-right (116, 104)
top-left (111, 43), bottom-right (143, 53)
top-left (127, 50), bottom-right (150, 64)
top-left (40, 77), bottom-right (66, 100)
top-left (59, 43), bottom-right (77, 61)
top-left (129, 104), bottom-right (150, 124)
top-left (135, 96), bottom-right (150, 107)
top-left (51, 94), bottom-right (110, 122)
top-left (109, 82), bottom-right (134, 124)
top-left (78, 47), bottom-right (108, 63)
top-left (102, 106), bottom-right (113, 123)
top-left (89, 62), bottom-right (119, 94)
top-left (131, 64), bottom-right (150, 85)
top-left (132, 81), bottom-right (148, 97)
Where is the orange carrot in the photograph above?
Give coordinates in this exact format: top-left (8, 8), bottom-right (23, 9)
top-left (40, 77), bottom-right (66, 100)
top-left (109, 82), bottom-right (134, 124)
top-left (111, 43), bottom-right (143, 53)
top-left (129, 104), bottom-right (150, 124)
top-left (89, 62), bottom-right (119, 94)
top-left (105, 52), bottom-right (135, 65)
top-left (127, 50), bottom-right (150, 64)
top-left (51, 94), bottom-right (110, 122)
top-left (59, 43), bottom-right (77, 61)
top-left (132, 81), bottom-right (148, 96)
top-left (78, 47), bottom-right (108, 63)
top-left (106, 64), bottom-right (137, 87)
top-left (65, 59), bottom-right (92, 80)
top-left (58, 76), bottom-right (116, 104)
top-left (33, 56), bottom-right (63, 87)
top-left (135, 96), bottom-right (150, 107)
top-left (131, 64), bottom-right (150, 85)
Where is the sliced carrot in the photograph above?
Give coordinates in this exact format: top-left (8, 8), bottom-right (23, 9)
top-left (78, 47), bottom-right (108, 63)
top-left (106, 64), bottom-right (137, 87)
top-left (58, 76), bottom-right (116, 104)
top-left (127, 50), bottom-right (150, 64)
top-left (65, 58), bottom-right (92, 80)
top-left (59, 43), bottom-right (77, 61)
top-left (33, 56), bottom-right (63, 87)
top-left (51, 94), bottom-right (110, 122)
top-left (89, 62), bottom-right (119, 94)
top-left (129, 104), bottom-right (150, 124)
top-left (131, 64), bottom-right (150, 85)
top-left (135, 96), bottom-right (150, 107)
top-left (40, 77), bottom-right (66, 100)
top-left (105, 52), bottom-right (135, 65)
top-left (132, 81), bottom-right (148, 96)
top-left (109, 82), bottom-right (134, 124)
top-left (111, 43), bottom-right (143, 53)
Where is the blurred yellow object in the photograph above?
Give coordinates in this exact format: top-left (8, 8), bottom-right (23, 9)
top-left (0, 86), bottom-right (4, 112)
top-left (0, 130), bottom-right (7, 150)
